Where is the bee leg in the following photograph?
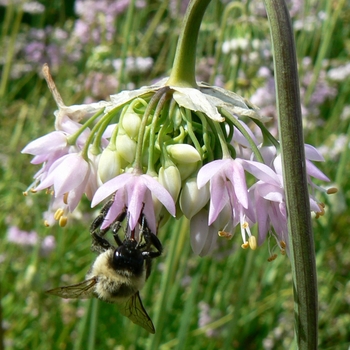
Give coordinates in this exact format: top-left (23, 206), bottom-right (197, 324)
top-left (89, 197), bottom-right (115, 235)
top-left (139, 215), bottom-right (163, 255)
top-left (111, 210), bottom-right (127, 246)
top-left (91, 232), bottom-right (112, 254)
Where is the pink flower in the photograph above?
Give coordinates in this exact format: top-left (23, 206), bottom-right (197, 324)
top-left (92, 171), bottom-right (176, 234)
top-left (241, 152), bottom-right (327, 248)
top-left (197, 158), bottom-right (256, 247)
top-left (36, 153), bottom-right (96, 212)
top-left (21, 115), bottom-right (91, 187)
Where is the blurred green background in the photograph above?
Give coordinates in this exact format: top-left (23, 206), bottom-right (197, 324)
top-left (1, 0), bottom-right (349, 349)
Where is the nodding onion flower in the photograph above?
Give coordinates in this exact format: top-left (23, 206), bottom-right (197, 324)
top-left (22, 65), bottom-right (334, 258)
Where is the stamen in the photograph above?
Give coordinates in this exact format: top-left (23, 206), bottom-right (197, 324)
top-left (317, 203), bottom-right (325, 216)
top-left (54, 208), bottom-right (64, 221)
top-left (267, 254), bottom-right (278, 262)
top-left (218, 230), bottom-right (233, 240)
top-left (30, 188), bottom-right (37, 193)
top-left (44, 220), bottom-right (50, 227)
top-left (248, 236), bottom-right (257, 250)
top-left (63, 192), bottom-right (69, 205)
top-left (23, 191), bottom-right (28, 196)
top-left (281, 249), bottom-right (286, 255)
top-left (327, 187), bottom-right (338, 195)
top-left (280, 240), bottom-right (286, 249)
top-left (59, 216), bottom-right (68, 227)
top-left (241, 242), bottom-right (249, 249)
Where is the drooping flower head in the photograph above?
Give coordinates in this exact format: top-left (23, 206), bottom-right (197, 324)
top-left (22, 63), bottom-right (334, 257)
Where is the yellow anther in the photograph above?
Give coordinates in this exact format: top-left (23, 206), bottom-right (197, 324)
top-left (317, 204), bottom-right (325, 216)
top-left (44, 220), bottom-right (50, 227)
top-left (23, 191), bottom-right (28, 196)
top-left (280, 240), bottom-right (286, 249)
top-left (281, 249), bottom-right (286, 255)
top-left (248, 236), bottom-right (257, 250)
top-left (59, 216), bottom-right (68, 227)
top-left (30, 188), bottom-right (37, 193)
top-left (327, 187), bottom-right (338, 195)
top-left (63, 192), bottom-right (69, 205)
top-left (242, 221), bottom-right (249, 229)
top-left (319, 202), bottom-right (326, 208)
top-left (241, 242), bottom-right (249, 249)
top-left (218, 231), bottom-right (233, 240)
top-left (267, 254), bottom-right (278, 262)
top-left (54, 208), bottom-right (64, 221)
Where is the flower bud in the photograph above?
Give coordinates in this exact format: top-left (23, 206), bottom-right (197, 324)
top-left (166, 144), bottom-right (201, 163)
top-left (116, 131), bottom-right (136, 163)
top-left (158, 165), bottom-right (181, 202)
top-left (98, 146), bottom-right (122, 183)
top-left (190, 209), bottom-right (217, 256)
top-left (122, 107), bottom-right (141, 139)
top-left (179, 177), bottom-right (209, 219)
top-left (176, 162), bottom-right (198, 181)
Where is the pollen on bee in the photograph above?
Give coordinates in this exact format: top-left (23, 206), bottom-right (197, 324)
top-left (241, 241), bottom-right (249, 249)
top-left (248, 236), bottom-right (257, 250)
top-left (267, 254), bottom-right (278, 262)
top-left (54, 208), bottom-right (64, 221)
top-left (218, 230), bottom-right (233, 240)
top-left (59, 216), bottom-right (68, 227)
top-left (326, 187), bottom-right (338, 195)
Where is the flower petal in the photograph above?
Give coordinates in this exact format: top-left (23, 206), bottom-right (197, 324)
top-left (91, 173), bottom-right (132, 207)
top-left (141, 175), bottom-right (176, 216)
top-left (197, 159), bottom-right (229, 188)
top-left (21, 132), bottom-right (67, 155)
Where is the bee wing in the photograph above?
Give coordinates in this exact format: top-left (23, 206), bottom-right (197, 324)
top-left (46, 277), bottom-right (97, 299)
top-left (118, 292), bottom-right (155, 334)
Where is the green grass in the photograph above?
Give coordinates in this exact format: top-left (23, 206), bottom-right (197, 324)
top-left (1, 0), bottom-right (350, 349)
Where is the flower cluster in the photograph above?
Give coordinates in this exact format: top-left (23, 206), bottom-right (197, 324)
top-left (22, 64), bottom-right (335, 259)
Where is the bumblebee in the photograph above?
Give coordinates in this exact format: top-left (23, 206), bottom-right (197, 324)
top-left (47, 212), bottom-right (162, 334)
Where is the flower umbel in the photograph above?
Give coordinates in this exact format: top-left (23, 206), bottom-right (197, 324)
top-left (23, 64), bottom-right (333, 255)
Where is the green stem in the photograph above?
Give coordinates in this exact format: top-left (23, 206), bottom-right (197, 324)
top-left (133, 87), bottom-right (170, 171)
top-left (0, 3), bottom-right (23, 98)
top-left (166, 0), bottom-right (212, 87)
top-left (263, 1), bottom-right (318, 349)
top-left (220, 108), bottom-right (264, 163)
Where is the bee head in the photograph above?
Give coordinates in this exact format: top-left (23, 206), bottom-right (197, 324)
top-left (112, 240), bottom-right (144, 276)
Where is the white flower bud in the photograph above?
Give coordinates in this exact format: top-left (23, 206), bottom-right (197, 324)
top-left (122, 108), bottom-right (141, 139)
top-left (176, 162), bottom-right (198, 181)
top-left (116, 132), bottom-right (136, 163)
top-left (179, 177), bottom-right (209, 219)
top-left (212, 203), bottom-right (232, 231)
top-left (98, 146), bottom-right (122, 183)
top-left (166, 144), bottom-right (201, 163)
top-left (158, 165), bottom-right (181, 202)
top-left (190, 209), bottom-right (217, 256)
